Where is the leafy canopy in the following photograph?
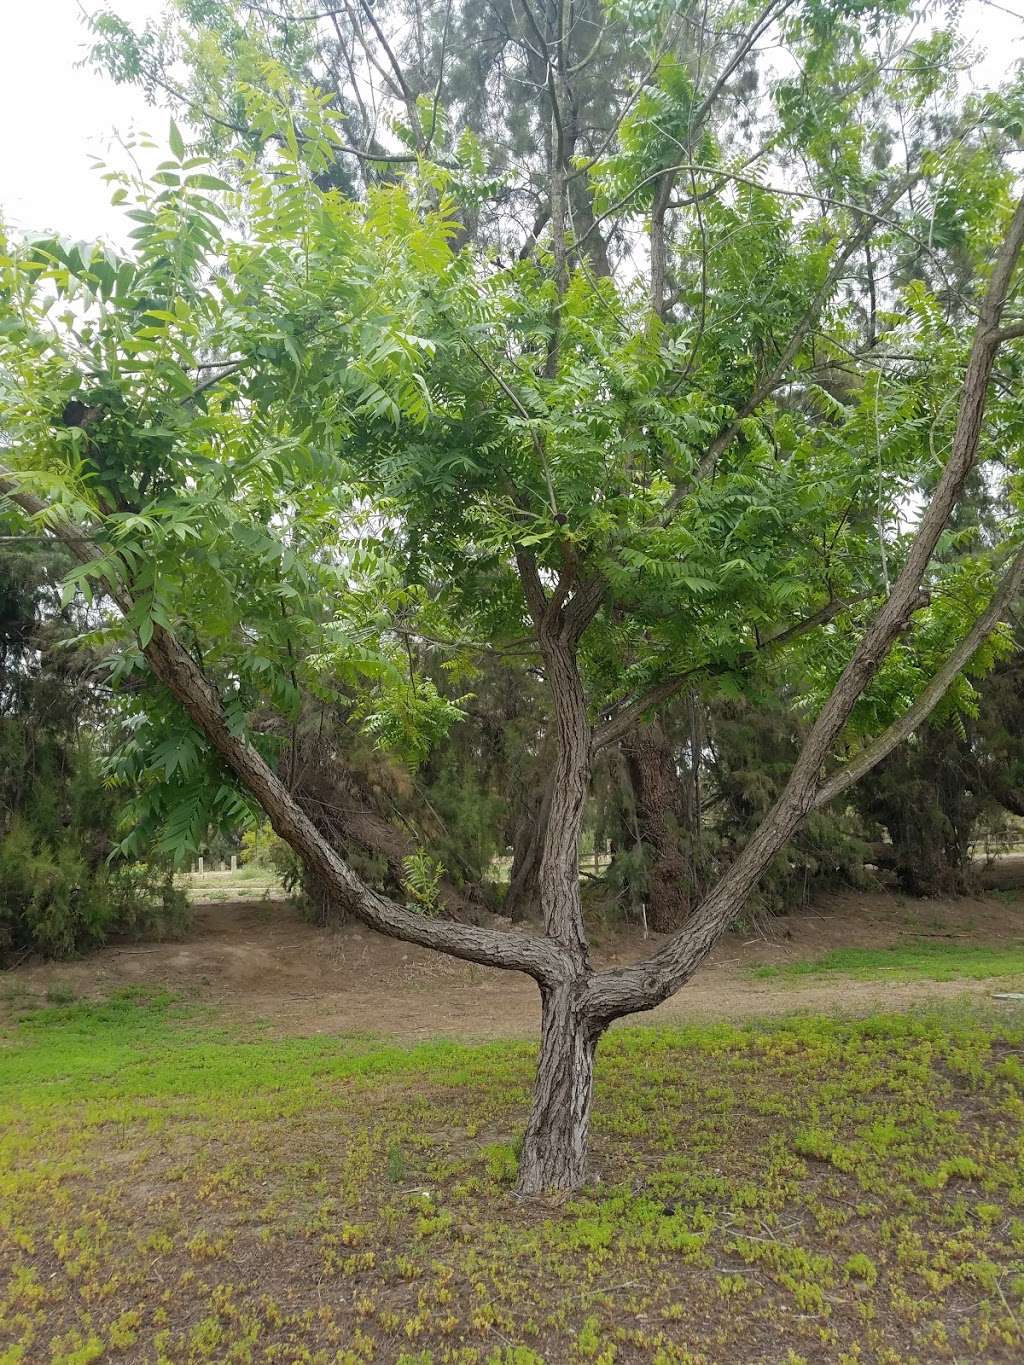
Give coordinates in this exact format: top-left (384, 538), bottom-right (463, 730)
top-left (3, 0), bottom-right (1024, 859)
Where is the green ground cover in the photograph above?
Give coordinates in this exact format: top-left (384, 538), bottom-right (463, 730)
top-left (753, 942), bottom-right (1024, 984)
top-left (2, 991), bottom-right (1024, 1362)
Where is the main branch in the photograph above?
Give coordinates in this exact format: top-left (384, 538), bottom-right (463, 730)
top-left (0, 470), bottom-right (571, 988)
top-left (588, 190), bottom-right (1024, 1023)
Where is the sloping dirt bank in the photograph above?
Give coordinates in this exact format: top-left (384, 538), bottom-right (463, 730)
top-left (4, 887), bottom-right (1024, 1039)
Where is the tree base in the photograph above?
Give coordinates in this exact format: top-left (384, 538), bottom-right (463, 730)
top-left (515, 984), bottom-right (601, 1194)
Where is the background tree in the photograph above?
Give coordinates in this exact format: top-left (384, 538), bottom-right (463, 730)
top-left (854, 632), bottom-right (1024, 895)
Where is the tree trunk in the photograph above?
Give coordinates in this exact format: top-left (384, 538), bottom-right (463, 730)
top-left (517, 623), bottom-right (598, 1191)
top-left (505, 741), bottom-right (555, 922)
top-left (536, 634), bottom-right (592, 959)
top-left (623, 719), bottom-right (694, 932)
top-left (516, 982), bottom-right (603, 1194)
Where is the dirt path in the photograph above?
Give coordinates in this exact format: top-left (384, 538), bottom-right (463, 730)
top-left (5, 889), bottom-right (1024, 1039)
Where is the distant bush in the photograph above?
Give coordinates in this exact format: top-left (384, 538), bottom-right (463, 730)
top-left (0, 816), bottom-right (188, 962)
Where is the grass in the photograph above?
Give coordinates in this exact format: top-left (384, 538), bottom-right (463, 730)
top-left (2, 992), bottom-right (1024, 1361)
top-left (753, 941), bottom-right (1024, 984)
top-left (176, 867), bottom-right (285, 904)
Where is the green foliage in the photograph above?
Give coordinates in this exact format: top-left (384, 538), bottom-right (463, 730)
top-left (386, 1141), bottom-right (407, 1183)
top-left (0, 521), bottom-right (186, 960)
top-left (400, 849), bottom-right (445, 915)
top-left (5, 0), bottom-right (1024, 904)
top-left (0, 815), bottom-right (184, 961)
top-left (482, 1140), bottom-right (521, 1184)
top-left (239, 820), bottom-right (295, 878)
top-left (355, 678), bottom-right (472, 770)
top-left (853, 625), bottom-right (1024, 895)
top-left (704, 693), bottom-right (875, 917)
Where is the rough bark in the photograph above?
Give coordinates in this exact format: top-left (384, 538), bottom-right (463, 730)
top-left (536, 630), bottom-right (592, 961)
top-left (515, 548), bottom-right (603, 1190)
top-left (142, 625), bottom-right (572, 976)
top-left (517, 981), bottom-right (603, 1194)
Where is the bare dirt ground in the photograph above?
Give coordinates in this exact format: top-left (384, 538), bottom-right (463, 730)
top-left (5, 883), bottom-right (1024, 1039)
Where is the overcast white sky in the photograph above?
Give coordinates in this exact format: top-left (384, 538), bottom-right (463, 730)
top-left (0, 0), bottom-right (169, 243)
top-left (1, 0), bottom-right (1023, 245)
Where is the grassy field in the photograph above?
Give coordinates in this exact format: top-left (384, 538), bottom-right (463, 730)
top-left (753, 942), bottom-right (1024, 984)
top-left (175, 867), bottom-right (285, 905)
top-left (2, 994), bottom-right (1024, 1362)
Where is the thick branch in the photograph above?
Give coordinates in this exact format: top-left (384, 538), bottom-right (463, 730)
top-left (813, 546), bottom-right (1024, 809)
top-left (587, 190), bottom-right (1024, 1021)
top-left (515, 546), bottom-right (549, 626)
top-left (0, 466), bottom-right (570, 986)
top-left (560, 572), bottom-right (605, 644)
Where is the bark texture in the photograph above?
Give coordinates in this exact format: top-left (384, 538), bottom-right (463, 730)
top-left (537, 632), bottom-right (592, 961)
top-left (517, 982), bottom-right (603, 1194)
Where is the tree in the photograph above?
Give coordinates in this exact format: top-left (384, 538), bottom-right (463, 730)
top-left (4, 0), bottom-right (1024, 1192)
top-left (90, 0), bottom-right (1024, 924)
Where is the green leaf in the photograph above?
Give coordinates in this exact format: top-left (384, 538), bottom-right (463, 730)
top-left (184, 173), bottom-right (233, 192)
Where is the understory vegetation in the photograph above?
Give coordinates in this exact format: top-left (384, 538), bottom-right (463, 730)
top-left (2, 992), bottom-right (1024, 1363)
top-left (0, 523), bottom-right (187, 962)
